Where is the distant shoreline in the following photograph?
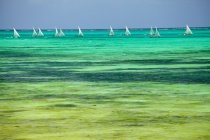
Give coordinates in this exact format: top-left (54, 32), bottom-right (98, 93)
top-left (1, 27), bottom-right (210, 31)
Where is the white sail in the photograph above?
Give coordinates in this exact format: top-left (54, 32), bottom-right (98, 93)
top-left (125, 26), bottom-right (131, 35)
top-left (55, 27), bottom-right (59, 37)
top-left (185, 24), bottom-right (193, 35)
top-left (32, 27), bottom-right (37, 37)
top-left (150, 26), bottom-right (154, 35)
top-left (109, 26), bottom-right (114, 36)
top-left (59, 28), bottom-right (65, 37)
top-left (37, 28), bottom-right (44, 37)
top-left (13, 28), bottom-right (20, 38)
top-left (155, 26), bottom-right (160, 37)
top-left (78, 27), bottom-right (84, 36)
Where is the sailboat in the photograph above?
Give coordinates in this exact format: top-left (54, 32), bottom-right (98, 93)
top-left (13, 28), bottom-right (20, 38)
top-left (37, 28), bottom-right (44, 37)
top-left (32, 27), bottom-right (37, 37)
top-left (155, 26), bottom-right (160, 38)
top-left (149, 26), bottom-right (154, 36)
top-left (55, 27), bottom-right (59, 37)
top-left (125, 26), bottom-right (131, 35)
top-left (78, 27), bottom-right (84, 37)
top-left (59, 28), bottom-right (65, 37)
top-left (109, 26), bottom-right (114, 36)
top-left (185, 24), bottom-right (193, 35)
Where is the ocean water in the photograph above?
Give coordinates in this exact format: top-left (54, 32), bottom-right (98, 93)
top-left (0, 28), bottom-right (210, 139)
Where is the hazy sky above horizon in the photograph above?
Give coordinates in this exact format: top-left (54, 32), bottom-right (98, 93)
top-left (0, 0), bottom-right (210, 29)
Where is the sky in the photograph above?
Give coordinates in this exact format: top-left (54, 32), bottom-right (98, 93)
top-left (0, 0), bottom-right (210, 29)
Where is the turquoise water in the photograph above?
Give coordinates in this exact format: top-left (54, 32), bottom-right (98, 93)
top-left (1, 28), bottom-right (210, 83)
top-left (0, 28), bottom-right (210, 139)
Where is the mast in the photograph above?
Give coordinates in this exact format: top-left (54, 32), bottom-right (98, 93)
top-left (109, 25), bottom-right (114, 36)
top-left (13, 28), bottom-right (20, 38)
top-left (185, 24), bottom-right (193, 35)
top-left (78, 26), bottom-right (84, 36)
top-left (125, 26), bottom-right (131, 35)
top-left (37, 28), bottom-right (44, 37)
top-left (59, 28), bottom-right (65, 37)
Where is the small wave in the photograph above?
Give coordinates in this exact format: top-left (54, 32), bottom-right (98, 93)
top-left (193, 28), bottom-right (209, 30)
top-left (175, 28), bottom-right (184, 29)
top-left (171, 28), bottom-right (181, 30)
top-left (160, 29), bottom-right (168, 30)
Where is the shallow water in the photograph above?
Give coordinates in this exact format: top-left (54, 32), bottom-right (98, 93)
top-left (0, 28), bottom-right (210, 139)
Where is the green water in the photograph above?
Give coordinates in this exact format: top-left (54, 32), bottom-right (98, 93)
top-left (0, 28), bottom-right (210, 139)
